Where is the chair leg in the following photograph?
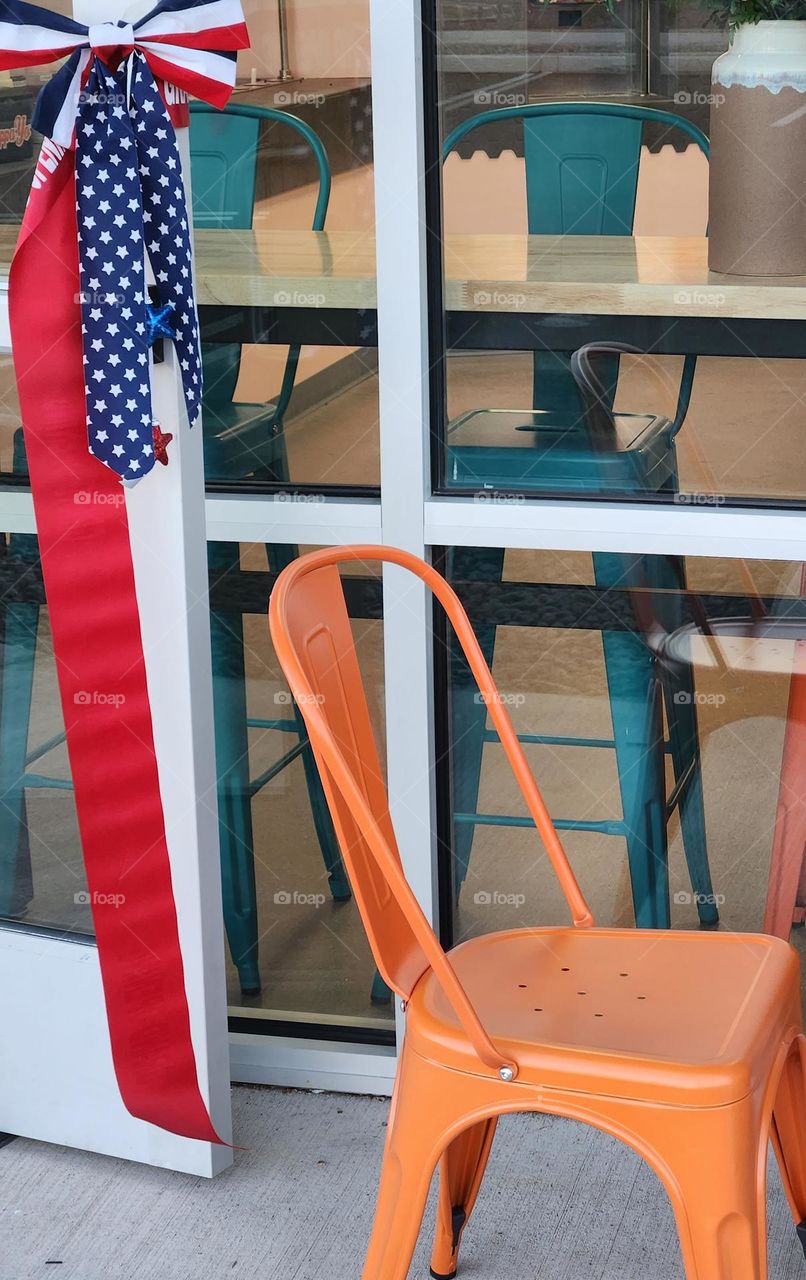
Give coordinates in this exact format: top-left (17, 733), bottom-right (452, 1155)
top-left (764, 647), bottom-right (806, 939)
top-left (208, 539), bottom-right (261, 996)
top-left (362, 1048), bottom-right (456, 1280)
top-left (660, 654), bottom-right (718, 927)
top-left (448, 547), bottom-right (505, 895)
top-left (668, 1107), bottom-right (766, 1280)
top-left (430, 1117), bottom-right (498, 1279)
top-left (651, 553), bottom-right (716, 927)
top-left (771, 1037), bottom-right (806, 1252)
top-left (595, 551), bottom-right (670, 928)
top-left (597, 1092), bottom-right (767, 1280)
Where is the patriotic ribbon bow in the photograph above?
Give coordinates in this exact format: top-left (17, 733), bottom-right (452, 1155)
top-left (0, 0), bottom-right (248, 480)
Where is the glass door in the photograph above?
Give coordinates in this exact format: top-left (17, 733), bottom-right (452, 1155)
top-left (422, 0), bottom-right (806, 1011)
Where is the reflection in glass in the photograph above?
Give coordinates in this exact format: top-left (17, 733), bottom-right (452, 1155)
top-left (441, 103), bottom-right (707, 501)
top-left (443, 548), bottom-right (806, 1015)
top-left (0, 543), bottom-right (87, 935)
top-left (435, 0), bottom-right (806, 505)
top-left (191, 1), bottom-right (379, 492)
top-left (208, 545), bottom-right (392, 1029)
top-left (0, 532), bottom-right (392, 1033)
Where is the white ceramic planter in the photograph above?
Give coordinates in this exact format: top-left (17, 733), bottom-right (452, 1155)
top-left (709, 21), bottom-right (806, 276)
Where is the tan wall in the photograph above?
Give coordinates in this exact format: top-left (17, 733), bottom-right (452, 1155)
top-left (442, 145), bottom-right (709, 236)
top-left (239, 0), bottom-right (371, 82)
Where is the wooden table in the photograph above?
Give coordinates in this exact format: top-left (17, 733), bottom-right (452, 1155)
top-left (192, 229), bottom-right (806, 357)
top-left (194, 229), bottom-right (806, 319)
top-left (3, 227), bottom-right (806, 354)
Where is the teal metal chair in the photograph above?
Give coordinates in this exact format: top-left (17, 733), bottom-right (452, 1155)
top-left (443, 103), bottom-right (717, 929)
top-left (190, 103), bottom-right (350, 996)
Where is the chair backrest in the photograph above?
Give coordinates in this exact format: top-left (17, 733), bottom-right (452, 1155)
top-left (269, 546), bottom-right (594, 1075)
top-left (189, 103), bottom-right (331, 421)
top-left (443, 103), bottom-right (709, 431)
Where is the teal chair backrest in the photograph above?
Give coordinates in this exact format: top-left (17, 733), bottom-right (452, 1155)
top-left (189, 103), bottom-right (331, 423)
top-left (443, 103), bottom-right (710, 432)
top-left (190, 110), bottom-right (261, 231)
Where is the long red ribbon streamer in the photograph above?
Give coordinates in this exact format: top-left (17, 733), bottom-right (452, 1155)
top-left (10, 140), bottom-right (221, 1143)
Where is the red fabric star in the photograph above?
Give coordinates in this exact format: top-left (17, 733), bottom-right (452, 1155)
top-left (152, 423), bottom-right (173, 467)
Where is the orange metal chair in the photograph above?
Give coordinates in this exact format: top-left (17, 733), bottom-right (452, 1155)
top-left (269, 545), bottom-right (806, 1280)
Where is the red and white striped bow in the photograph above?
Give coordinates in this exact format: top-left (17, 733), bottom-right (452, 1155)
top-left (0, 0), bottom-right (248, 145)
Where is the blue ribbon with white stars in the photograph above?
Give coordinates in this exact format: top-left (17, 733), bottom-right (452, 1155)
top-left (77, 52), bottom-right (200, 481)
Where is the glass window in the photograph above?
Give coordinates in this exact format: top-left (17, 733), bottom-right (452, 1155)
top-left (0, 549), bottom-right (87, 936)
top-left (195, 0), bottom-right (378, 493)
top-left (440, 547), bottom-right (806, 1006)
top-left (0, 519), bottom-right (392, 1038)
top-left (208, 543), bottom-right (392, 1034)
top-left (431, 0), bottom-right (806, 505)
top-left (0, 65), bottom-right (44, 226)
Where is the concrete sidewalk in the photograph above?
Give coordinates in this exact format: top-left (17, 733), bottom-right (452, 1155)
top-left (1, 1084), bottom-right (803, 1280)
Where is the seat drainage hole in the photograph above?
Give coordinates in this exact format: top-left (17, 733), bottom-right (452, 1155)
top-left (637, 995), bottom-right (646, 1001)
top-left (561, 967), bottom-right (570, 972)
top-left (577, 991), bottom-right (587, 996)
top-left (594, 1013), bottom-right (604, 1018)
top-left (619, 972), bottom-right (628, 977)
top-left (518, 984), bottom-right (527, 989)
top-left (534, 1007), bottom-right (543, 1013)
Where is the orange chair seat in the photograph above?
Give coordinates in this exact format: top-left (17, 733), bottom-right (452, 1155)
top-left (408, 927), bottom-right (801, 1108)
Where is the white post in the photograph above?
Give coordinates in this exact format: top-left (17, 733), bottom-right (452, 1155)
top-left (369, 0), bottom-right (439, 953)
top-left (72, 0), bottom-right (232, 1169)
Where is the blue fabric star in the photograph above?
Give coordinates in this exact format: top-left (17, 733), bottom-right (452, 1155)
top-left (145, 300), bottom-right (176, 346)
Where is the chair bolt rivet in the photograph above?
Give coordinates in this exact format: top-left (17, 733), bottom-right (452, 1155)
top-left (499, 1066), bottom-right (515, 1082)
